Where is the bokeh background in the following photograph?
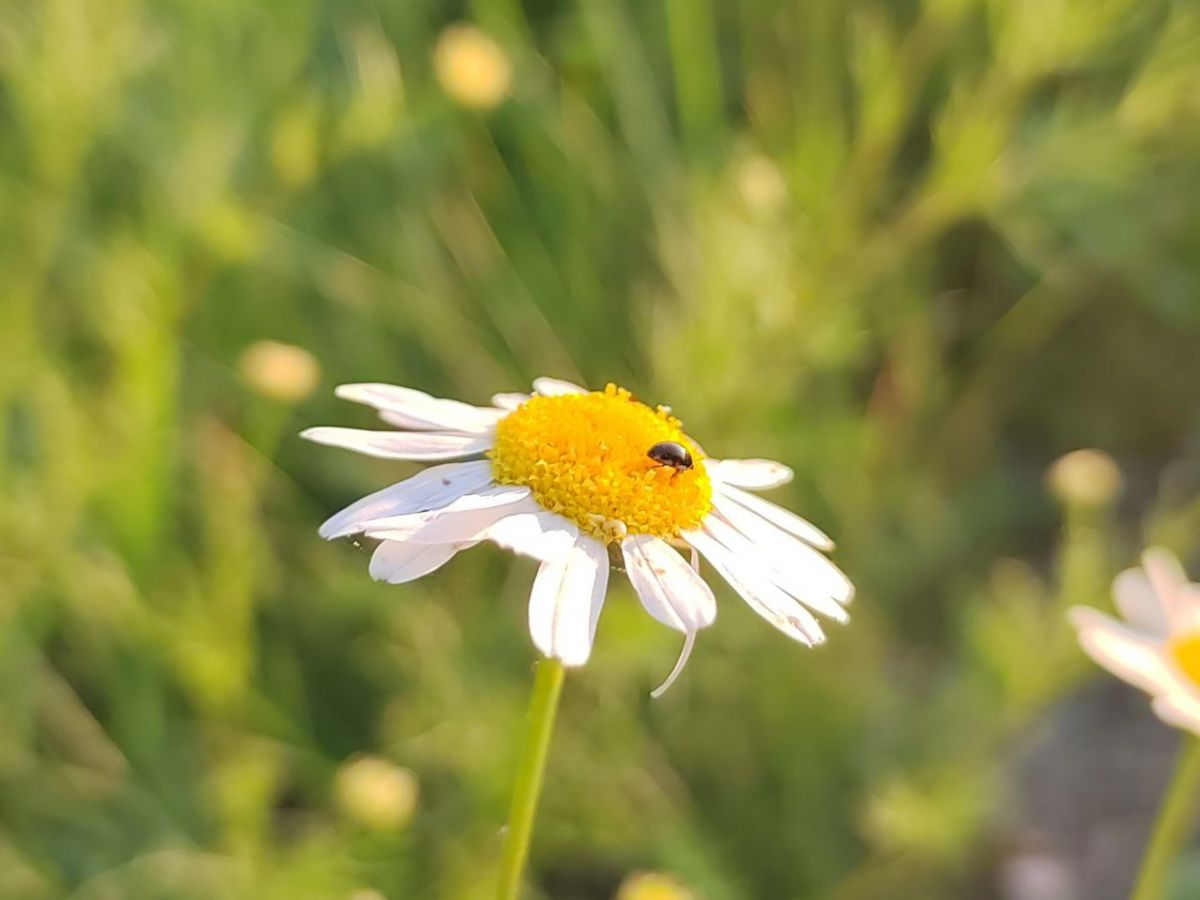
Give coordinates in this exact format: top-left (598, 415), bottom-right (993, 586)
top-left (4, 0), bottom-right (1200, 897)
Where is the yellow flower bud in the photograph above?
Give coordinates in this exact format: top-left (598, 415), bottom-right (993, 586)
top-left (334, 756), bottom-right (419, 831)
top-left (239, 341), bottom-right (320, 403)
top-left (615, 871), bottom-right (696, 900)
top-left (434, 25), bottom-right (512, 110)
top-left (1046, 449), bottom-right (1122, 508)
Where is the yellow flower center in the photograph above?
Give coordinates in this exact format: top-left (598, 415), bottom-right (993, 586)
top-left (489, 384), bottom-right (711, 541)
top-left (1170, 633), bottom-right (1200, 685)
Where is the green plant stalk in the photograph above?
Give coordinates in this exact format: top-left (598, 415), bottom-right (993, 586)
top-left (1132, 734), bottom-right (1200, 900)
top-left (496, 658), bottom-right (566, 900)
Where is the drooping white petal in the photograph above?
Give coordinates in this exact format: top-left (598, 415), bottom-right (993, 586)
top-left (491, 392), bottom-right (530, 410)
top-left (300, 427), bottom-right (492, 461)
top-left (713, 482), bottom-right (834, 551)
top-left (621, 534), bottom-right (716, 632)
top-left (335, 383), bottom-right (504, 432)
top-left (1067, 607), bottom-right (1180, 697)
top-left (1112, 568), bottom-right (1170, 637)
top-left (528, 532), bottom-right (609, 666)
top-left (682, 527), bottom-right (824, 646)
top-left (362, 487), bottom-right (535, 543)
top-left (369, 540), bottom-right (467, 584)
top-left (1152, 691), bottom-right (1200, 735)
top-left (478, 509), bottom-right (579, 563)
top-left (319, 460), bottom-right (495, 539)
top-left (707, 458), bottom-right (794, 490)
top-left (708, 498), bottom-right (852, 619)
top-left (532, 377), bottom-right (588, 397)
top-left (651, 630), bottom-right (698, 699)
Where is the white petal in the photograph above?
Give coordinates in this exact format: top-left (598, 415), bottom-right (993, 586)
top-left (362, 488), bottom-right (535, 543)
top-left (708, 498), bottom-right (852, 619)
top-left (1152, 692), bottom-right (1200, 735)
top-left (478, 509), bottom-right (579, 563)
top-left (651, 630), bottom-right (698, 699)
top-left (1112, 568), bottom-right (1169, 636)
top-left (713, 482), bottom-right (834, 551)
top-left (1143, 547), bottom-right (1200, 631)
top-left (707, 458), bottom-right (794, 490)
top-left (319, 460), bottom-right (495, 539)
top-left (492, 392), bottom-right (530, 410)
top-left (528, 532), bottom-right (609, 666)
top-left (532, 377), bottom-right (588, 396)
top-left (710, 496), bottom-right (854, 609)
top-left (1144, 546), bottom-right (1188, 593)
top-left (369, 540), bottom-right (466, 584)
top-left (621, 534), bottom-right (716, 632)
top-left (1181, 584), bottom-right (1200, 633)
top-left (301, 427), bottom-right (492, 461)
top-left (682, 527), bottom-right (824, 646)
top-left (335, 383), bottom-right (504, 432)
top-left (1067, 606), bottom-right (1179, 696)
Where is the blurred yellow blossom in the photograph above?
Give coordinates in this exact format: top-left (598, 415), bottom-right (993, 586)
top-left (270, 93), bottom-right (322, 187)
top-left (335, 25), bottom-right (404, 154)
top-left (239, 341), bottom-right (320, 403)
top-left (198, 199), bottom-right (263, 263)
top-left (334, 756), bottom-right (420, 831)
top-left (434, 25), bottom-right (512, 110)
top-left (735, 154), bottom-right (788, 214)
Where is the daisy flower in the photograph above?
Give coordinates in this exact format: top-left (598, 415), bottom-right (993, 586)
top-left (1069, 548), bottom-right (1200, 732)
top-left (304, 377), bottom-right (853, 694)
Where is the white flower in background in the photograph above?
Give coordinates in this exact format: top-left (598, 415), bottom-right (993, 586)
top-left (1069, 548), bottom-right (1200, 732)
top-left (303, 378), bottom-right (853, 694)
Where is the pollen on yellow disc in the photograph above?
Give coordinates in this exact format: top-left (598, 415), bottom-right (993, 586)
top-left (1170, 633), bottom-right (1200, 685)
top-left (489, 384), bottom-right (711, 541)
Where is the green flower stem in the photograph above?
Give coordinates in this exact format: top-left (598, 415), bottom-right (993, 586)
top-left (496, 658), bottom-right (566, 900)
top-left (1132, 734), bottom-right (1200, 900)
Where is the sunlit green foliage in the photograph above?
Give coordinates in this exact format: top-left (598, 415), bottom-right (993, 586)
top-left (2, 0), bottom-right (1200, 897)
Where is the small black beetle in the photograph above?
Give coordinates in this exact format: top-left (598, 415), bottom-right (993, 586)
top-left (647, 441), bottom-right (693, 472)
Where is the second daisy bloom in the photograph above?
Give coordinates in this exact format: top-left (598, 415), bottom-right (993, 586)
top-left (1069, 548), bottom-right (1200, 732)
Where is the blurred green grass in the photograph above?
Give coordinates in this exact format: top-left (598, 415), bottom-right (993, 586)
top-left (3, 0), bottom-right (1200, 897)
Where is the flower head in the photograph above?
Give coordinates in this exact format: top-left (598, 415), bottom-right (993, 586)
top-left (490, 385), bottom-right (711, 540)
top-left (303, 377), bottom-right (853, 694)
top-left (1069, 548), bottom-right (1200, 731)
